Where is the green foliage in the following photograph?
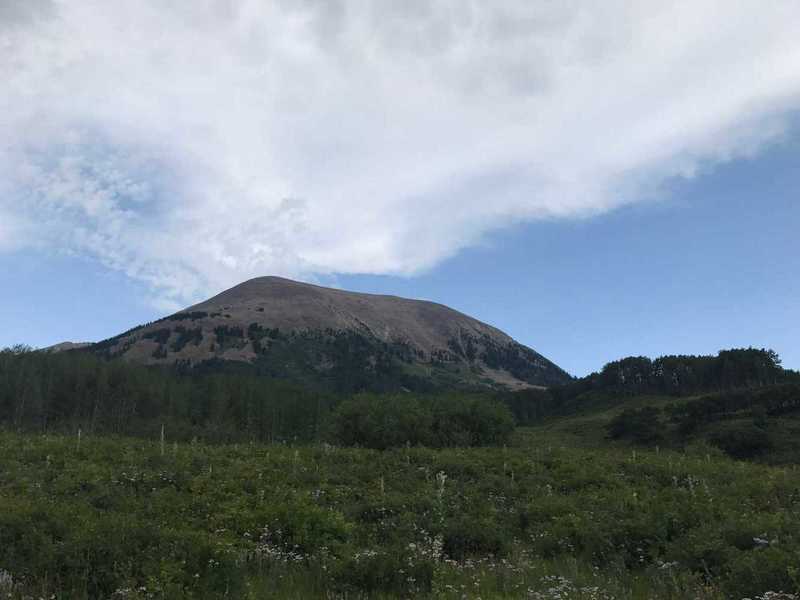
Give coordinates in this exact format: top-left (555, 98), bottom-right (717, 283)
top-left (0, 349), bottom-right (334, 443)
top-left (170, 311), bottom-right (209, 322)
top-left (244, 329), bottom-right (440, 394)
top-left (142, 328), bottom-right (171, 345)
top-left (707, 421), bottom-right (773, 459)
top-left (442, 515), bottom-right (508, 560)
top-left (0, 349), bottom-right (519, 450)
top-left (606, 407), bottom-right (664, 444)
top-left (670, 384), bottom-right (800, 431)
top-left (171, 326), bottom-right (203, 352)
top-left (247, 323), bottom-right (281, 355)
top-left (522, 383), bottom-right (799, 463)
top-left (1, 344), bottom-right (799, 597)
top-left (0, 432), bottom-right (798, 598)
top-left (480, 338), bottom-right (571, 386)
top-left (596, 347), bottom-right (784, 397)
top-left (589, 348), bottom-right (788, 396)
top-left (504, 348), bottom-right (798, 426)
top-left (329, 394), bottom-right (431, 449)
top-left (213, 325), bottom-right (245, 349)
top-left (328, 393), bottom-right (515, 449)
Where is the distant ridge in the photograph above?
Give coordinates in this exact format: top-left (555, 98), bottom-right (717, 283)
top-left (92, 276), bottom-right (572, 391)
top-left (44, 341), bottom-right (93, 353)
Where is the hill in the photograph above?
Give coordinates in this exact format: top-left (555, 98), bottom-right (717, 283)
top-left (502, 348), bottom-right (800, 463)
top-left (90, 276), bottom-right (571, 392)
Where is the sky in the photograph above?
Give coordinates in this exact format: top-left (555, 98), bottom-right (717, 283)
top-left (0, 1), bottom-right (798, 376)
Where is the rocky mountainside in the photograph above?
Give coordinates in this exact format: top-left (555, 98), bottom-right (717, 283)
top-left (92, 277), bottom-right (571, 391)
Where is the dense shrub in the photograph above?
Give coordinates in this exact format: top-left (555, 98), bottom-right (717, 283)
top-left (606, 406), bottom-right (664, 444)
top-left (332, 543), bottom-right (435, 595)
top-left (442, 515), bottom-right (508, 560)
top-left (707, 422), bottom-right (773, 459)
top-left (328, 393), bottom-right (515, 449)
top-left (671, 384), bottom-right (800, 432)
top-left (1, 432), bottom-right (798, 598)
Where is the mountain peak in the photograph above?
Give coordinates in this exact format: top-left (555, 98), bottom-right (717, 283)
top-left (94, 277), bottom-right (571, 391)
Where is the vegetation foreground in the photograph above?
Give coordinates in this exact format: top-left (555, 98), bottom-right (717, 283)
top-left (1, 431), bottom-right (799, 599)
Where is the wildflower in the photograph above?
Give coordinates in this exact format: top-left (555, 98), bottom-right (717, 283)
top-left (753, 536), bottom-right (770, 548)
top-left (0, 570), bottom-right (17, 592)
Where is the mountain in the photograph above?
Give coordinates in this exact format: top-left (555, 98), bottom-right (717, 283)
top-left (92, 276), bottom-right (572, 391)
top-left (44, 341), bottom-right (93, 353)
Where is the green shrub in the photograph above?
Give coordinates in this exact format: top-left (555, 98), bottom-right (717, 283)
top-left (328, 393), bottom-right (514, 449)
top-left (606, 406), bottom-right (663, 444)
top-left (708, 422), bottom-right (773, 459)
top-left (332, 544), bottom-right (434, 595)
top-left (442, 516), bottom-right (508, 560)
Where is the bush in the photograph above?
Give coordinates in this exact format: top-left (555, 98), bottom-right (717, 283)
top-left (606, 406), bottom-right (663, 444)
top-left (1, 431), bottom-right (799, 598)
top-left (442, 516), bottom-right (508, 560)
top-left (708, 422), bottom-right (773, 459)
top-left (433, 394), bottom-right (516, 446)
top-left (332, 544), bottom-right (434, 595)
top-left (328, 393), bottom-right (515, 449)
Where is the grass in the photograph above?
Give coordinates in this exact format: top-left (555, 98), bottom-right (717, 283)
top-left (0, 429), bottom-right (799, 599)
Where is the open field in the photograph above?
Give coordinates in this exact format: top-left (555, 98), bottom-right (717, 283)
top-left (1, 430), bottom-right (798, 599)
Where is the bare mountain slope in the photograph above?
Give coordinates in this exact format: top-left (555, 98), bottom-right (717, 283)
top-left (94, 277), bottom-right (571, 391)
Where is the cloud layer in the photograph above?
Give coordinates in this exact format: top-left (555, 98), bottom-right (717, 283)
top-left (2, 1), bottom-right (800, 305)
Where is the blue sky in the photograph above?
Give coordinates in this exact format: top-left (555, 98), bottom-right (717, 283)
top-left (339, 134), bottom-right (800, 375)
top-left (1, 2), bottom-right (799, 376)
top-left (2, 132), bottom-right (797, 376)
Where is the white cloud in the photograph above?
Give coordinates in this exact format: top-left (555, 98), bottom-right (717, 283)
top-left (1, 1), bottom-right (800, 305)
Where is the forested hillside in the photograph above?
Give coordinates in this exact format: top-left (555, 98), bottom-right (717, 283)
top-left (0, 346), bottom-right (514, 448)
top-left (2, 345), bottom-right (797, 455)
top-left (503, 348), bottom-right (799, 422)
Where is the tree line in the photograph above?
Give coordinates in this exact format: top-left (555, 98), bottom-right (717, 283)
top-left (2, 344), bottom-right (795, 446)
top-left (0, 346), bottom-right (514, 447)
top-left (501, 348), bottom-right (799, 425)
top-left (0, 345), bottom-right (333, 442)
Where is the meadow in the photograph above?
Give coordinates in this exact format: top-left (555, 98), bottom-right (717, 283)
top-left (1, 428), bottom-right (798, 599)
